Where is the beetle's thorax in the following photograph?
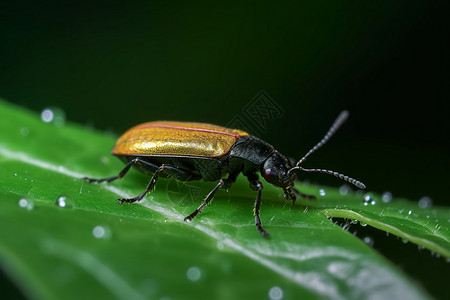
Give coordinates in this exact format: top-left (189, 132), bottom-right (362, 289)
top-left (227, 135), bottom-right (275, 175)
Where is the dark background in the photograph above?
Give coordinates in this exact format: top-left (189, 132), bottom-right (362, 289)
top-left (0, 1), bottom-right (448, 299)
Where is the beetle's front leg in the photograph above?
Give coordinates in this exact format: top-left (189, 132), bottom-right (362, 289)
top-left (248, 177), bottom-right (269, 237)
top-left (292, 188), bottom-right (316, 200)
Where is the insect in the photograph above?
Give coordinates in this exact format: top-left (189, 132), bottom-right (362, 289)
top-left (83, 110), bottom-right (365, 237)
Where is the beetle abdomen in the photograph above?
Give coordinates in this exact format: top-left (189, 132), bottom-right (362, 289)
top-left (112, 121), bottom-right (249, 158)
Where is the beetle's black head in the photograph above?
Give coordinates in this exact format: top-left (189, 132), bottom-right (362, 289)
top-left (260, 151), bottom-right (297, 201)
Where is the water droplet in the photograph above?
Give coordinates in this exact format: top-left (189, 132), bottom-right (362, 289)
top-left (20, 127), bottom-right (30, 136)
top-left (363, 236), bottom-right (374, 246)
top-left (351, 219), bottom-right (359, 225)
top-left (216, 242), bottom-right (224, 250)
top-left (363, 202), bottom-right (369, 206)
top-left (18, 198), bottom-right (34, 210)
top-left (339, 185), bottom-right (351, 195)
top-left (363, 194), bottom-right (372, 202)
top-left (318, 189), bottom-right (326, 196)
top-left (370, 200), bottom-right (376, 205)
top-left (268, 286), bottom-right (283, 300)
top-left (360, 221), bottom-right (367, 227)
top-left (186, 266), bottom-right (202, 282)
top-left (401, 238), bottom-right (408, 244)
top-left (41, 108), bottom-right (54, 123)
top-left (408, 210), bottom-right (412, 215)
top-left (418, 196), bottom-right (433, 208)
top-left (382, 191), bottom-right (392, 203)
top-left (92, 225), bottom-right (111, 239)
top-left (41, 107), bottom-right (66, 126)
top-left (55, 195), bottom-right (74, 208)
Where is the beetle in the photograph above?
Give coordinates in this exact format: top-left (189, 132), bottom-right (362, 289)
top-left (83, 110), bottom-right (365, 237)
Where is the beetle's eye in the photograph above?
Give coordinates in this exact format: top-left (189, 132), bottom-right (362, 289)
top-left (263, 168), bottom-right (279, 184)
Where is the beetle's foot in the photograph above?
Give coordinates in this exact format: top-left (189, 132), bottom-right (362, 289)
top-left (256, 224), bottom-right (270, 237)
top-left (82, 177), bottom-right (97, 183)
top-left (117, 197), bottom-right (139, 204)
top-left (82, 175), bottom-right (119, 184)
top-left (184, 211), bottom-right (199, 222)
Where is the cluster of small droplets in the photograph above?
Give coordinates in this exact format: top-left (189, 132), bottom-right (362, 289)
top-left (363, 194), bottom-right (376, 206)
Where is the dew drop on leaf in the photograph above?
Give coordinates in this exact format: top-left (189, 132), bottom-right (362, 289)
top-left (41, 107), bottom-right (66, 126)
top-left (20, 127), bottom-right (30, 136)
top-left (268, 286), bottom-right (283, 300)
top-left (18, 198), bottom-right (34, 210)
top-left (418, 196), bottom-right (433, 208)
top-left (318, 189), bottom-right (326, 196)
top-left (186, 266), bottom-right (202, 282)
top-left (381, 191), bottom-right (392, 203)
top-left (92, 225), bottom-right (111, 239)
top-left (363, 236), bottom-right (374, 246)
top-left (339, 185), bottom-right (351, 195)
top-left (55, 195), bottom-right (74, 208)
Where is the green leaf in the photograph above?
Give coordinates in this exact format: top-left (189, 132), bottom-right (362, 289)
top-left (0, 100), bottom-right (446, 299)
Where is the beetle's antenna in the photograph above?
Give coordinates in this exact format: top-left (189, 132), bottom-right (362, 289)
top-left (295, 110), bottom-right (349, 167)
top-left (287, 110), bottom-right (366, 189)
top-left (301, 167), bottom-right (366, 189)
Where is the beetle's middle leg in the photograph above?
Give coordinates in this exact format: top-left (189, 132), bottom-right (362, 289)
top-left (184, 173), bottom-right (238, 222)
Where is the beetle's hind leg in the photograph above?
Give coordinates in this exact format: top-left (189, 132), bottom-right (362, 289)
top-left (82, 157), bottom-right (149, 183)
top-left (116, 162), bottom-right (201, 204)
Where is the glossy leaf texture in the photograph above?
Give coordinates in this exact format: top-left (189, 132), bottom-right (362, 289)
top-left (0, 100), bottom-right (447, 300)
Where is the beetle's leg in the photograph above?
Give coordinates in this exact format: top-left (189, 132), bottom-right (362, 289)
top-left (117, 164), bottom-right (165, 204)
top-left (293, 188), bottom-right (316, 200)
top-left (82, 157), bottom-right (149, 183)
top-left (249, 178), bottom-right (269, 237)
top-left (116, 163), bottom-right (200, 204)
top-left (184, 173), bottom-right (237, 222)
